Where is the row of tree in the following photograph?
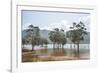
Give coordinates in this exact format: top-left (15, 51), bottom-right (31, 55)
top-left (22, 21), bottom-right (88, 58)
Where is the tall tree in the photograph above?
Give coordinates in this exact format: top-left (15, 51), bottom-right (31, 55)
top-left (66, 30), bottom-right (76, 56)
top-left (59, 29), bottom-right (67, 54)
top-left (26, 24), bottom-right (34, 51)
top-left (69, 21), bottom-right (87, 58)
top-left (26, 24), bottom-right (40, 51)
top-left (49, 28), bottom-right (67, 55)
top-left (49, 30), bottom-right (56, 53)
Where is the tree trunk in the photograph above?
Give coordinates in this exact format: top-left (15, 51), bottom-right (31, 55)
top-left (58, 44), bottom-right (61, 53)
top-left (32, 45), bottom-right (34, 51)
top-left (45, 44), bottom-right (48, 54)
top-left (53, 42), bottom-right (55, 53)
top-left (60, 44), bottom-right (62, 52)
top-left (74, 44), bottom-right (76, 57)
top-left (70, 44), bottom-right (72, 56)
top-left (32, 36), bottom-right (34, 51)
top-left (57, 44), bottom-right (59, 52)
top-left (62, 45), bottom-right (65, 55)
top-left (77, 43), bottom-right (80, 58)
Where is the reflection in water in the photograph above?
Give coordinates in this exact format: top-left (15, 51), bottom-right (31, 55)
top-left (23, 44), bottom-right (90, 50)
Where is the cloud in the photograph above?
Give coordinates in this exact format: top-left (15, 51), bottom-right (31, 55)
top-left (43, 20), bottom-right (71, 31)
top-left (61, 20), bottom-right (70, 31)
top-left (23, 17), bottom-right (90, 32)
top-left (22, 23), bottom-right (31, 30)
top-left (40, 26), bottom-right (52, 31)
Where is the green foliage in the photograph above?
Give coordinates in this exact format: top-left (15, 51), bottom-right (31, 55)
top-left (49, 28), bottom-right (67, 55)
top-left (68, 21), bottom-right (87, 44)
top-left (25, 24), bottom-right (41, 51)
top-left (23, 24), bottom-right (49, 51)
top-left (39, 37), bottom-right (48, 46)
top-left (68, 21), bottom-right (88, 57)
top-left (49, 28), bottom-right (67, 45)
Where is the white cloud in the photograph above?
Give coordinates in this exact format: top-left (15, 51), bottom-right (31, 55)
top-left (40, 26), bottom-right (52, 31)
top-left (23, 17), bottom-right (90, 32)
top-left (42, 20), bottom-right (71, 31)
top-left (22, 23), bottom-right (31, 30)
top-left (61, 20), bottom-right (70, 31)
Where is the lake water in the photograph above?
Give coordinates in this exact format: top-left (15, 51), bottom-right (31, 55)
top-left (23, 44), bottom-right (90, 50)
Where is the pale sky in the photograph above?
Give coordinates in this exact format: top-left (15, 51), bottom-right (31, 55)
top-left (22, 10), bottom-right (90, 32)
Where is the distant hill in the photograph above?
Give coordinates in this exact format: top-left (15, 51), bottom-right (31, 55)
top-left (22, 29), bottom-right (90, 44)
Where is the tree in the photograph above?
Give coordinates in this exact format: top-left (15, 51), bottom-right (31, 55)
top-left (49, 28), bottom-right (67, 55)
top-left (40, 37), bottom-right (48, 48)
top-left (43, 38), bottom-right (48, 48)
top-left (49, 30), bottom-right (56, 52)
top-left (66, 30), bottom-right (77, 56)
top-left (26, 24), bottom-right (40, 51)
top-left (26, 24), bottom-right (34, 51)
top-left (69, 21), bottom-right (87, 58)
top-left (59, 29), bottom-right (67, 54)
top-left (41, 38), bottom-right (48, 54)
top-left (22, 38), bottom-right (26, 49)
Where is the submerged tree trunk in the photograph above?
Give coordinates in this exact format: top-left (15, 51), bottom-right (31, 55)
top-left (45, 44), bottom-right (48, 54)
top-left (53, 42), bottom-right (55, 53)
top-left (62, 45), bottom-right (65, 55)
top-left (74, 43), bottom-right (76, 57)
top-left (77, 43), bottom-right (80, 58)
top-left (32, 45), bottom-right (34, 51)
top-left (70, 44), bottom-right (72, 56)
top-left (59, 44), bottom-right (61, 53)
top-left (57, 44), bottom-right (59, 52)
top-left (31, 36), bottom-right (34, 51)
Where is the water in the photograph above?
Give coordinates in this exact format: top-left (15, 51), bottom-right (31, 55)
top-left (23, 44), bottom-right (90, 50)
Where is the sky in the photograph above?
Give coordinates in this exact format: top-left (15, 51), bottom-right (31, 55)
top-left (22, 10), bottom-right (90, 32)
